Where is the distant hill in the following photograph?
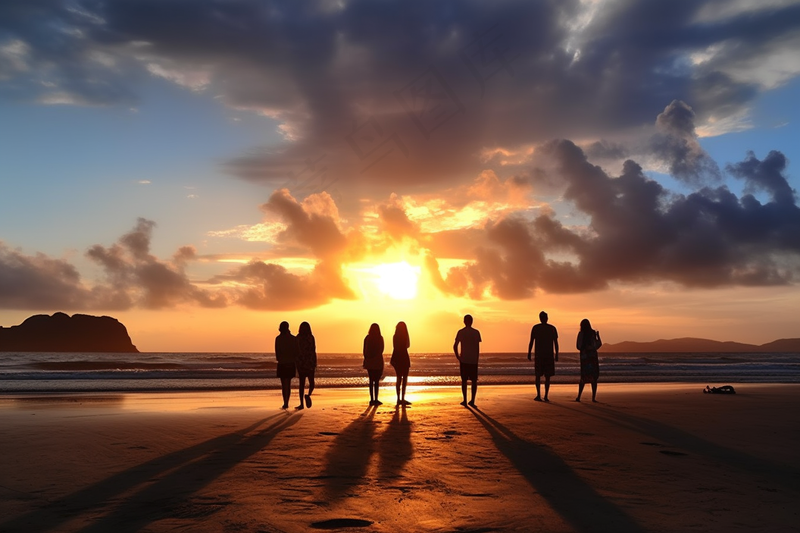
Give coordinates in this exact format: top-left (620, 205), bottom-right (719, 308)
top-left (603, 337), bottom-right (800, 353)
top-left (0, 312), bottom-right (138, 353)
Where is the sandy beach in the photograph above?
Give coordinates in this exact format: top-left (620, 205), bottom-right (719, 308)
top-left (1, 383), bottom-right (798, 532)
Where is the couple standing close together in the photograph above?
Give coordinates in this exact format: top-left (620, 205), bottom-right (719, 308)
top-left (274, 321), bottom-right (317, 410)
top-left (525, 312), bottom-right (603, 403)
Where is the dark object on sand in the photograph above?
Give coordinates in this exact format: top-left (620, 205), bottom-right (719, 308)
top-left (704, 385), bottom-right (736, 394)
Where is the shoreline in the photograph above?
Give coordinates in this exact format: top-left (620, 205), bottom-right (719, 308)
top-left (2, 377), bottom-right (798, 396)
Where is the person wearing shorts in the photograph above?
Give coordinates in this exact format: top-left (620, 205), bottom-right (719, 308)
top-left (528, 311), bottom-right (559, 402)
top-left (454, 314), bottom-right (482, 407)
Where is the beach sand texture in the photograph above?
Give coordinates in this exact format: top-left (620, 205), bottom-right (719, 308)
top-left (1, 383), bottom-right (798, 532)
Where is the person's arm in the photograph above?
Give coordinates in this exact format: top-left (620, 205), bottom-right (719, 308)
top-left (453, 334), bottom-right (461, 361)
top-left (379, 337), bottom-right (384, 355)
top-left (275, 337), bottom-right (280, 363)
top-left (576, 332), bottom-right (583, 352)
top-left (527, 327), bottom-right (534, 361)
top-left (554, 337), bottom-right (559, 362)
top-left (595, 331), bottom-right (602, 350)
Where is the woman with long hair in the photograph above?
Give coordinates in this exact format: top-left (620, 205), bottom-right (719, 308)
top-left (391, 321), bottom-right (411, 406)
top-left (274, 321), bottom-right (298, 410)
top-left (576, 318), bottom-right (602, 402)
top-left (296, 321), bottom-right (317, 409)
top-left (363, 323), bottom-right (385, 406)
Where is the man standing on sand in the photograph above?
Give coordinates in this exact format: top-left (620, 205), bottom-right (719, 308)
top-left (528, 311), bottom-right (559, 402)
top-left (454, 314), bottom-right (482, 407)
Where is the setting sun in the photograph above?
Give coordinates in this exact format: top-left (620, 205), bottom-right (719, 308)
top-left (369, 261), bottom-right (421, 300)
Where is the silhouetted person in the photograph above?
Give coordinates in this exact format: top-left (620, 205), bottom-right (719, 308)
top-left (296, 321), bottom-right (317, 409)
top-left (576, 318), bottom-right (602, 402)
top-left (391, 321), bottom-right (411, 406)
top-left (454, 314), bottom-right (481, 407)
top-left (275, 321), bottom-right (298, 410)
top-left (528, 311), bottom-right (559, 402)
top-left (363, 323), bottom-right (385, 406)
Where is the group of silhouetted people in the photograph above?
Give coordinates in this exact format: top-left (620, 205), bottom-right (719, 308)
top-left (274, 311), bottom-right (603, 409)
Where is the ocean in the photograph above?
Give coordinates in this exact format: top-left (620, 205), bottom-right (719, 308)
top-left (1, 351), bottom-right (799, 393)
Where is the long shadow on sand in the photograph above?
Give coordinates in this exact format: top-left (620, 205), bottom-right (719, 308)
top-left (555, 403), bottom-right (800, 491)
top-left (319, 405), bottom-right (377, 502)
top-left (377, 405), bottom-right (413, 481)
top-left (469, 408), bottom-right (644, 533)
top-left (0, 412), bottom-right (301, 533)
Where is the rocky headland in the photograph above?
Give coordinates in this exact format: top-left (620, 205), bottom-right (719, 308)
top-left (0, 312), bottom-right (138, 352)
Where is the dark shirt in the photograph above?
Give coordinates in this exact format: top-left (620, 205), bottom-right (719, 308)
top-left (530, 323), bottom-right (558, 356)
top-left (275, 332), bottom-right (299, 364)
top-left (363, 334), bottom-right (385, 370)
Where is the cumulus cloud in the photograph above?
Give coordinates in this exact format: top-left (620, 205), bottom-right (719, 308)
top-left (1, 198), bottom-right (365, 312)
top-left (208, 189), bottom-right (358, 309)
top-left (86, 218), bottom-right (227, 309)
top-left (0, 242), bottom-right (121, 310)
top-left (650, 100), bottom-right (722, 186)
top-left (2, 0), bottom-right (798, 194)
top-left (425, 141), bottom-right (800, 297)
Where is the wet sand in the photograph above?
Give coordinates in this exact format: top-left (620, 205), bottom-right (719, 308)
top-left (1, 383), bottom-right (798, 532)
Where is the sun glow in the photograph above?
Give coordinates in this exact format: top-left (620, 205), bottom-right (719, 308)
top-left (369, 261), bottom-right (421, 300)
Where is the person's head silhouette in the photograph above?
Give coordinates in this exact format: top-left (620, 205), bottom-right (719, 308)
top-left (279, 321), bottom-right (290, 333)
top-left (464, 314), bottom-right (473, 327)
top-left (580, 318), bottom-right (592, 332)
top-left (368, 323), bottom-right (381, 336)
top-left (298, 321), bottom-right (312, 336)
top-left (539, 311), bottom-right (548, 324)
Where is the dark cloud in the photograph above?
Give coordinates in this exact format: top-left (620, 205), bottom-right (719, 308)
top-left (2, 0), bottom-right (798, 193)
top-left (584, 140), bottom-right (629, 163)
top-left (86, 218), bottom-right (227, 309)
top-left (649, 100), bottom-right (721, 185)
top-left (727, 150), bottom-right (796, 206)
top-left (0, 241), bottom-right (107, 310)
top-left (426, 141), bottom-right (800, 297)
top-left (2, 202), bottom-right (361, 312)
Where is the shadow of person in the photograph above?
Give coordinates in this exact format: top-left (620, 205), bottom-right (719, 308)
top-left (469, 409), bottom-right (644, 533)
top-left (556, 403), bottom-right (800, 491)
top-left (377, 405), bottom-right (413, 481)
top-left (0, 413), bottom-right (298, 533)
top-left (319, 405), bottom-right (378, 502)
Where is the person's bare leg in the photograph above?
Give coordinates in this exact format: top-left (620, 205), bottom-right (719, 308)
top-left (544, 376), bottom-right (551, 401)
top-left (373, 379), bottom-right (381, 405)
top-left (297, 376), bottom-right (306, 409)
top-left (535, 375), bottom-right (542, 401)
top-left (469, 380), bottom-right (477, 406)
top-left (577, 381), bottom-right (585, 401)
top-left (591, 381), bottom-right (597, 402)
top-left (461, 380), bottom-right (468, 406)
top-left (401, 374), bottom-right (409, 404)
top-left (395, 376), bottom-right (402, 405)
top-left (281, 378), bottom-right (291, 409)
